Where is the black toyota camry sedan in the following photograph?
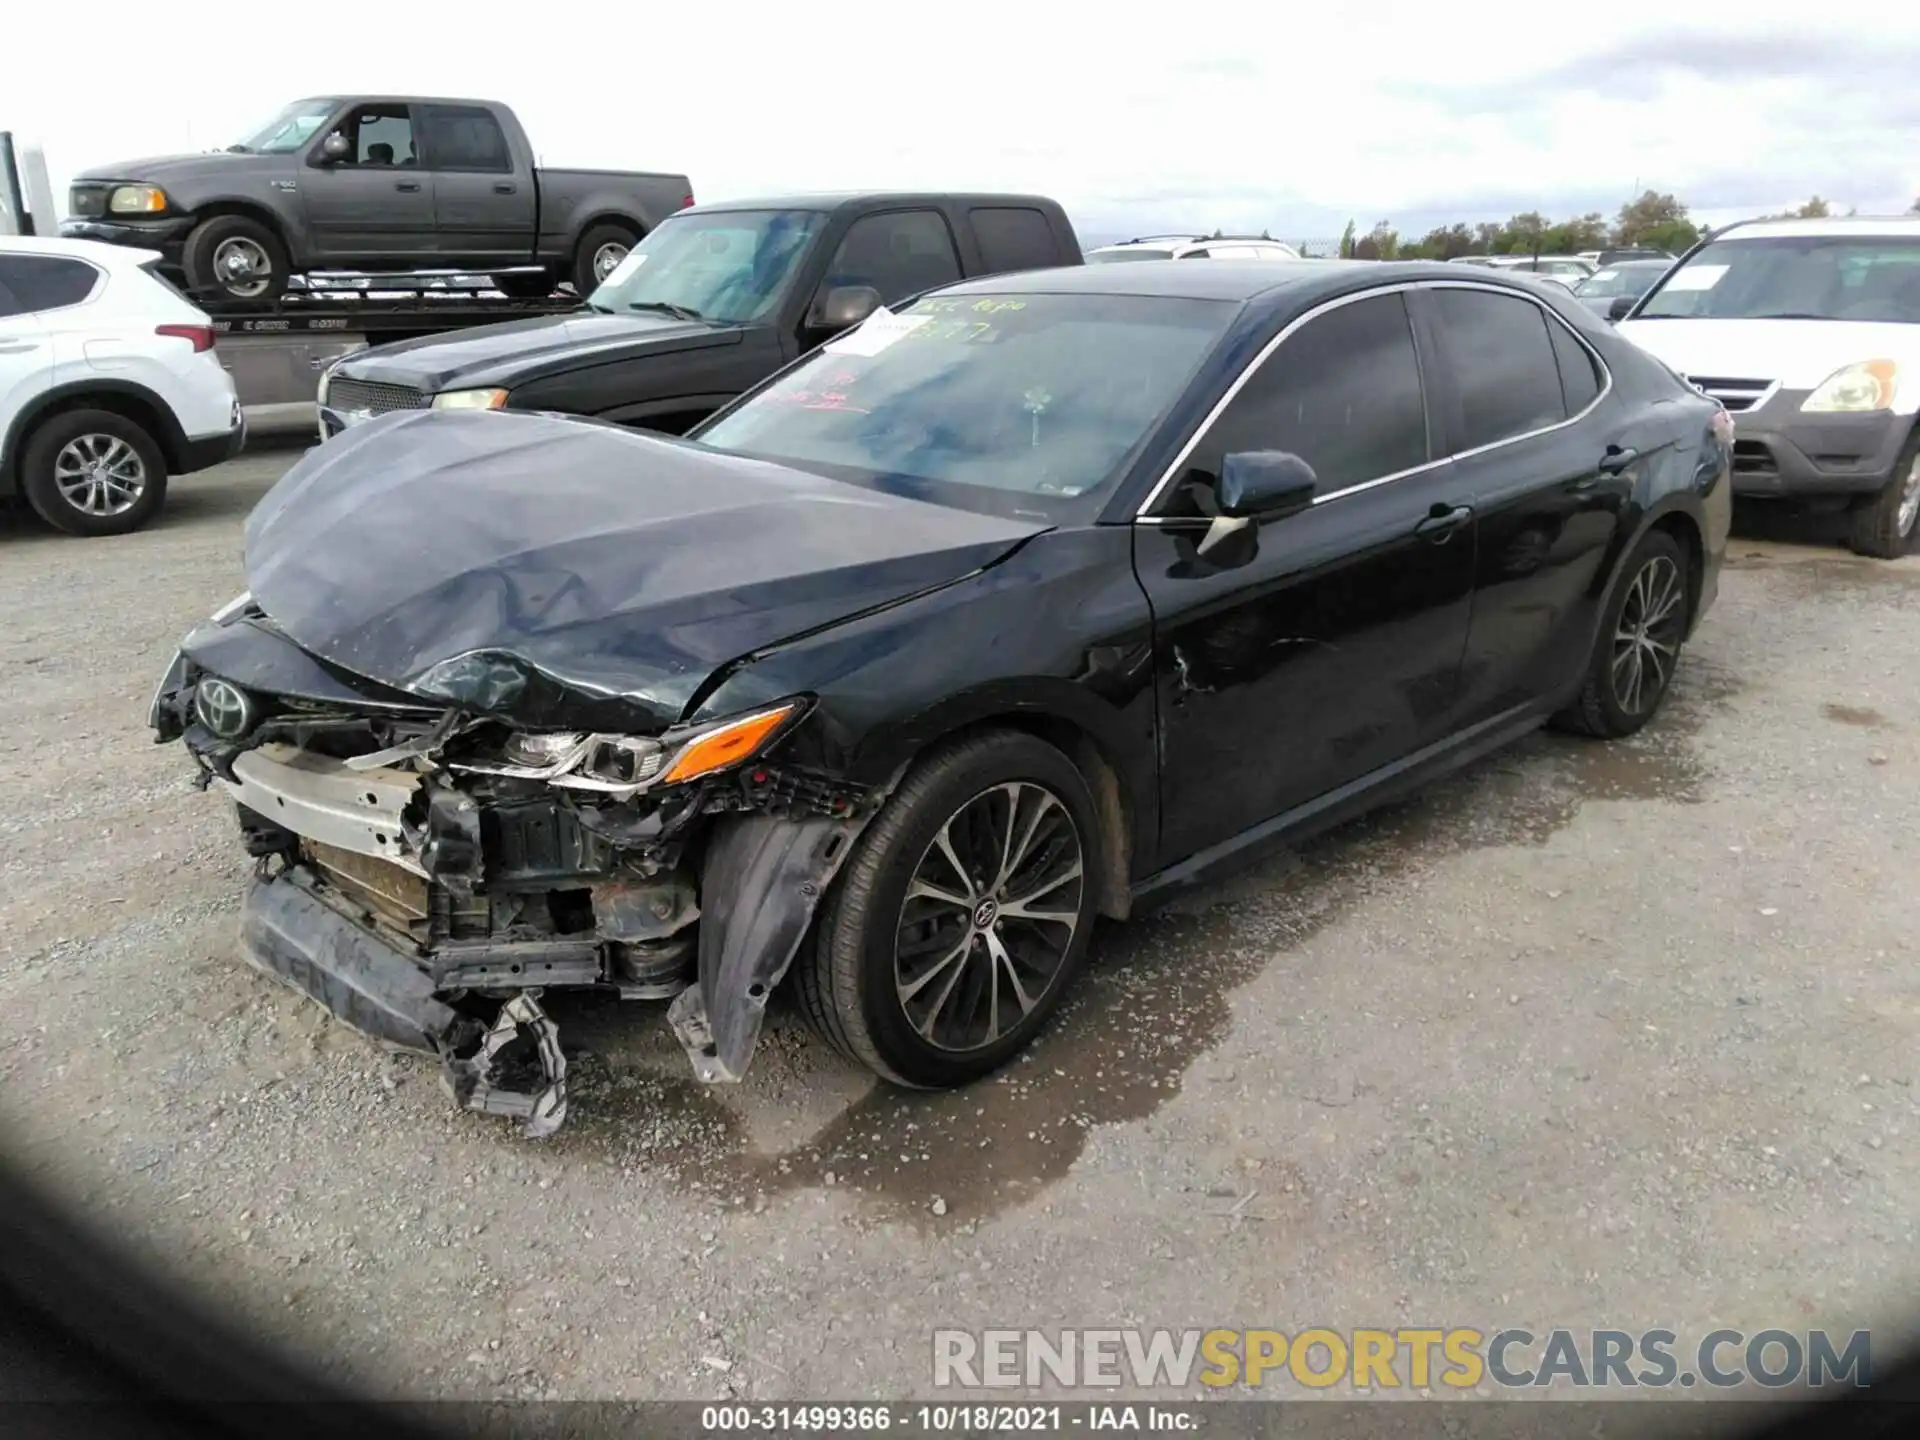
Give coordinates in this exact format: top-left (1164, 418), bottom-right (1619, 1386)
top-left (150, 260), bottom-right (1731, 1134)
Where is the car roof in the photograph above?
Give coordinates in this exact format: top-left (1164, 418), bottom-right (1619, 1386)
top-left (684, 192), bottom-right (1063, 216)
top-left (1709, 216), bottom-right (1920, 242)
top-left (0, 234), bottom-right (155, 267)
top-left (295, 95), bottom-right (501, 110)
top-left (929, 257), bottom-right (1561, 306)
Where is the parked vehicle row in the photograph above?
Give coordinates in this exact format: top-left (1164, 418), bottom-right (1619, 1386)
top-left (149, 259), bottom-right (1731, 1133)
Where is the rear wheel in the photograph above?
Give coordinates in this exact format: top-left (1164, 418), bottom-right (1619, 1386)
top-left (796, 731), bottom-right (1099, 1088)
top-left (1553, 529), bottom-right (1690, 738)
top-left (183, 215), bottom-right (289, 301)
top-left (20, 408), bottom-right (169, 537)
top-left (1845, 429), bottom-right (1920, 559)
top-left (570, 222), bottom-right (638, 296)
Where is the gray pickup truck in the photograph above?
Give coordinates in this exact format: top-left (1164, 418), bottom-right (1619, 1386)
top-left (60, 96), bottom-right (693, 302)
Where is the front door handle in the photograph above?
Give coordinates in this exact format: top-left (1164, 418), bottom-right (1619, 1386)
top-left (1414, 503), bottom-right (1472, 543)
top-left (395, 181), bottom-right (422, 193)
top-left (1597, 444), bottom-right (1639, 476)
top-left (493, 182), bottom-right (516, 194)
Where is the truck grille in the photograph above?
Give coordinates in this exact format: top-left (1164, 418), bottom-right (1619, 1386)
top-left (1684, 376), bottom-right (1773, 413)
top-left (326, 377), bottom-right (431, 416)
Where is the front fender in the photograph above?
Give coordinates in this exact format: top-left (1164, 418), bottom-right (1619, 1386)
top-left (668, 811), bottom-right (871, 1083)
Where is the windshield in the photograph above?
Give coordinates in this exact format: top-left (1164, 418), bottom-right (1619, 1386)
top-left (695, 291), bottom-right (1233, 518)
top-left (233, 99), bottom-right (337, 154)
top-left (584, 209), bottom-right (827, 324)
top-left (1576, 262), bottom-right (1665, 299)
top-left (1636, 235), bottom-right (1920, 322)
top-left (1087, 248), bottom-right (1174, 262)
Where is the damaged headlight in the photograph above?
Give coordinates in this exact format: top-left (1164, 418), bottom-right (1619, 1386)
top-left (455, 701), bottom-right (801, 798)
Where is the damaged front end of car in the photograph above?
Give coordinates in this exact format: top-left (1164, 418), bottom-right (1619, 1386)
top-left (150, 599), bottom-right (882, 1138)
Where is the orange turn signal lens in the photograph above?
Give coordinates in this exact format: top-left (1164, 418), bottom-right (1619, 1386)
top-left (657, 703), bottom-right (797, 786)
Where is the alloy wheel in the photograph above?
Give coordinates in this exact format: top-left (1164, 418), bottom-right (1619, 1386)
top-left (1896, 454), bottom-right (1920, 538)
top-left (53, 434), bottom-right (147, 517)
top-left (213, 237), bottom-right (272, 298)
top-left (592, 242), bottom-right (629, 282)
top-left (1610, 554), bottom-right (1685, 716)
top-left (893, 781), bottom-right (1084, 1053)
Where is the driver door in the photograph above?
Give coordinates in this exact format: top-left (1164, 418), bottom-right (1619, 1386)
top-left (1132, 288), bottom-right (1479, 865)
top-left (302, 103), bottom-right (436, 265)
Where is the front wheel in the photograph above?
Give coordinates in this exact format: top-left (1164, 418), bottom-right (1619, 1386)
top-left (570, 222), bottom-right (638, 296)
top-left (1846, 430), bottom-right (1920, 559)
top-left (183, 215), bottom-right (290, 302)
top-left (1553, 529), bottom-right (1691, 738)
top-left (20, 408), bottom-right (169, 537)
top-left (796, 731), bottom-right (1100, 1088)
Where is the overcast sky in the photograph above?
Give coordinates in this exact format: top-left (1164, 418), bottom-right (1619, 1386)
top-left (9, 1), bottom-right (1920, 244)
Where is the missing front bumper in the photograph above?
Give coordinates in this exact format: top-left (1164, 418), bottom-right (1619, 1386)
top-left (239, 869), bottom-right (567, 1137)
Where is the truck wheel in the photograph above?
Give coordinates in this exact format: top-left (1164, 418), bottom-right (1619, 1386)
top-left (184, 215), bottom-right (289, 302)
top-left (1845, 430), bottom-right (1920, 559)
top-left (20, 409), bottom-right (169, 538)
top-left (571, 222), bottom-right (638, 295)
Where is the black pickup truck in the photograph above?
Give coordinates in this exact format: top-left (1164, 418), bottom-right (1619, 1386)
top-left (60, 96), bottom-right (692, 301)
top-left (316, 192), bottom-right (1084, 439)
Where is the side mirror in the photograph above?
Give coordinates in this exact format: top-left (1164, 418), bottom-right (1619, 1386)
top-left (1607, 295), bottom-right (1635, 322)
top-left (1197, 451), bottom-right (1318, 558)
top-left (806, 284), bottom-right (881, 335)
top-left (319, 133), bottom-right (350, 163)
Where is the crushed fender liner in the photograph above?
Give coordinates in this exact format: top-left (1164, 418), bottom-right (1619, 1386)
top-left (670, 813), bottom-right (869, 1083)
top-left (239, 867), bottom-right (570, 1138)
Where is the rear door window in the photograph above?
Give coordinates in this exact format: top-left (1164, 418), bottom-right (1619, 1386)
top-left (968, 207), bottom-right (1060, 274)
top-left (0, 255), bottom-right (102, 313)
top-left (418, 105), bottom-right (513, 173)
top-left (1431, 287), bottom-right (1568, 450)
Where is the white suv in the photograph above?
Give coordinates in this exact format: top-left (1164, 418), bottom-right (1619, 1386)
top-left (1, 237), bottom-right (242, 537)
top-left (1617, 216), bottom-right (1920, 557)
top-left (1085, 234), bottom-right (1303, 263)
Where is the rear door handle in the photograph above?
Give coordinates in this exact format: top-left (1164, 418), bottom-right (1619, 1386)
top-left (1414, 503), bottom-right (1473, 542)
top-left (0, 340), bottom-right (39, 354)
top-left (395, 181), bottom-right (422, 193)
top-left (1597, 444), bottom-right (1639, 476)
top-left (493, 182), bottom-right (516, 194)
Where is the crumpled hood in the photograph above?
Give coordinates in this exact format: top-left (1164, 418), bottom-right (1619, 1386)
top-left (335, 311), bottom-right (744, 393)
top-left (1617, 317), bottom-right (1920, 400)
top-left (243, 411), bottom-right (1044, 732)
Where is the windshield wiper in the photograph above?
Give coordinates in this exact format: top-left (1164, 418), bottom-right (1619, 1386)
top-left (224, 144), bottom-right (253, 154)
top-left (1747, 312), bottom-right (1829, 321)
top-left (625, 300), bottom-right (705, 321)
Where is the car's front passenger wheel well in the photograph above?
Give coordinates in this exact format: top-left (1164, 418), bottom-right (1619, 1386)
top-left (925, 714), bottom-right (1133, 922)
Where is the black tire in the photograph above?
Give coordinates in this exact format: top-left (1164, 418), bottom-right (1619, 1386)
top-left (494, 271), bottom-right (556, 300)
top-left (1845, 428), bottom-right (1920, 559)
top-left (1553, 529), bottom-right (1690, 738)
top-left (183, 215), bottom-right (290, 302)
top-left (571, 222), bottom-right (639, 296)
top-left (796, 730), bottom-right (1101, 1088)
top-left (20, 408), bottom-right (169, 538)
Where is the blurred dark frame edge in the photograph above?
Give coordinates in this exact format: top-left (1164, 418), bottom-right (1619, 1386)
top-left (2, 1157), bottom-right (1917, 1440)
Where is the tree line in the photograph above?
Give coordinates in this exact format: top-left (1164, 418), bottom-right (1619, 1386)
top-left (1334, 190), bottom-right (1914, 261)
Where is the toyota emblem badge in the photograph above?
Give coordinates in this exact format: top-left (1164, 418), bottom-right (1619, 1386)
top-left (195, 677), bottom-right (256, 739)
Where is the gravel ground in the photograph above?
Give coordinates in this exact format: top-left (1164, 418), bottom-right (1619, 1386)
top-left (1, 444), bottom-right (1916, 1402)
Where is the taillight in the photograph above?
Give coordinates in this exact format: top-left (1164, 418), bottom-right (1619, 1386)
top-left (156, 323), bottom-right (215, 353)
top-left (681, 193), bottom-right (695, 209)
top-left (1710, 404), bottom-right (1735, 446)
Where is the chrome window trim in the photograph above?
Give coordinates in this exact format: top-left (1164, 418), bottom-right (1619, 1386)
top-left (1132, 278), bottom-right (1615, 519)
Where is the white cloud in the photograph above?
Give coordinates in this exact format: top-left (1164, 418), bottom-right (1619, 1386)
top-left (9, 0), bottom-right (1920, 244)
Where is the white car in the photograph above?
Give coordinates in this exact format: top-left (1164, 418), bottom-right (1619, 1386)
top-left (0, 236), bottom-right (242, 536)
top-left (1085, 235), bottom-right (1303, 263)
top-left (1617, 216), bottom-right (1920, 558)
